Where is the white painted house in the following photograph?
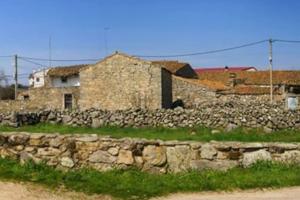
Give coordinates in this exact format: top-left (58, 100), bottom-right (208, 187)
top-left (29, 69), bottom-right (49, 88)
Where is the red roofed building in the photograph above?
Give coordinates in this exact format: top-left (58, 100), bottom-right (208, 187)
top-left (194, 66), bottom-right (257, 73)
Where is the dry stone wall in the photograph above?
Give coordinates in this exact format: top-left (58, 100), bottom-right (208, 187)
top-left (172, 76), bottom-right (217, 108)
top-left (0, 101), bottom-right (298, 131)
top-left (1, 132), bottom-right (300, 173)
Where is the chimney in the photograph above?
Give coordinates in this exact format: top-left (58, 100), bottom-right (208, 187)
top-left (225, 66), bottom-right (229, 71)
top-left (228, 72), bottom-right (237, 87)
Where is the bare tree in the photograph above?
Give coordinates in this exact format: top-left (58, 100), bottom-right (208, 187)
top-left (0, 70), bottom-right (8, 86)
top-left (0, 70), bottom-right (14, 100)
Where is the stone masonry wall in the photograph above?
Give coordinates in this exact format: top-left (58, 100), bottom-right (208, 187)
top-left (0, 87), bottom-right (80, 112)
top-left (79, 54), bottom-right (166, 110)
top-left (1, 132), bottom-right (300, 173)
top-left (171, 75), bottom-right (284, 108)
top-left (0, 101), bottom-right (299, 131)
top-left (172, 76), bottom-right (218, 108)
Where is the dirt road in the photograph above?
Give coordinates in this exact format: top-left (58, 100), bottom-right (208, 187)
top-left (0, 181), bottom-right (112, 200)
top-left (1, 181), bottom-right (300, 200)
top-left (153, 187), bottom-right (300, 200)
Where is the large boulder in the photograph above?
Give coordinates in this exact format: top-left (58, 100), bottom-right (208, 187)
top-left (88, 150), bottom-right (117, 164)
top-left (242, 149), bottom-right (272, 167)
top-left (143, 145), bottom-right (166, 166)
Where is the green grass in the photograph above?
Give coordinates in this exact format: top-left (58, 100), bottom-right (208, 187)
top-left (1, 123), bottom-right (300, 142)
top-left (0, 158), bottom-right (300, 199)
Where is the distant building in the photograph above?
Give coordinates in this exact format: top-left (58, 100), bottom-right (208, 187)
top-left (29, 69), bottom-right (49, 88)
top-left (195, 66), bottom-right (257, 73)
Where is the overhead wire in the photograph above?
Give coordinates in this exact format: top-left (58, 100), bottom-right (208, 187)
top-left (18, 56), bottom-right (99, 62)
top-left (133, 39), bottom-right (269, 58)
top-left (19, 57), bottom-right (47, 67)
top-left (274, 39), bottom-right (300, 43)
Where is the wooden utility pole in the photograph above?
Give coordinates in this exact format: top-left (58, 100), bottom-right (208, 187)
top-left (14, 54), bottom-right (18, 100)
top-left (269, 39), bottom-right (273, 104)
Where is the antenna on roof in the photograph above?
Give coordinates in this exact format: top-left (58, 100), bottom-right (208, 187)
top-left (49, 36), bottom-right (52, 69)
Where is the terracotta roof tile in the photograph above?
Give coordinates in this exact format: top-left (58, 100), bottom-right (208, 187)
top-left (195, 66), bottom-right (257, 73)
top-left (173, 76), bottom-right (228, 91)
top-left (47, 64), bottom-right (89, 77)
top-left (198, 71), bottom-right (300, 86)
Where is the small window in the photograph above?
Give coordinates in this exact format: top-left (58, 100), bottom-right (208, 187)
top-left (61, 77), bottom-right (68, 83)
top-left (36, 77), bottom-right (40, 82)
top-left (23, 95), bottom-right (29, 100)
top-left (287, 97), bottom-right (298, 110)
top-left (64, 94), bottom-right (73, 110)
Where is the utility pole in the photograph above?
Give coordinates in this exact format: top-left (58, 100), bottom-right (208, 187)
top-left (14, 54), bottom-right (18, 100)
top-left (269, 39), bottom-right (273, 104)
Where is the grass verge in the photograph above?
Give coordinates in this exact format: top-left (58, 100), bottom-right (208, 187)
top-left (1, 123), bottom-right (300, 142)
top-left (0, 158), bottom-right (300, 199)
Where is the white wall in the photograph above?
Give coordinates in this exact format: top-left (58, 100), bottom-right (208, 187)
top-left (51, 75), bottom-right (80, 87)
top-left (29, 69), bottom-right (48, 88)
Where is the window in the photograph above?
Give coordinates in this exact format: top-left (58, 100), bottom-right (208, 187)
top-left (287, 97), bottom-right (298, 110)
top-left (61, 77), bottom-right (68, 83)
top-left (64, 94), bottom-right (73, 110)
top-left (36, 77), bottom-right (40, 82)
top-left (23, 95), bottom-right (29, 100)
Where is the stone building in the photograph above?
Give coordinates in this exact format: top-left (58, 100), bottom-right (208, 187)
top-left (6, 52), bottom-right (198, 111)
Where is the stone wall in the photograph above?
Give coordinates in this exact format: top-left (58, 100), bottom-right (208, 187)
top-left (1, 132), bottom-right (300, 173)
top-left (0, 87), bottom-right (80, 112)
top-left (172, 76), bottom-right (217, 108)
top-left (79, 54), bottom-right (169, 110)
top-left (0, 101), bottom-right (299, 131)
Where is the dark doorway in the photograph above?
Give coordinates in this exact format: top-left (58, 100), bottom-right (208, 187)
top-left (64, 94), bottom-right (73, 110)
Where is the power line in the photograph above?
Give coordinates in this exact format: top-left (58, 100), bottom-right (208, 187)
top-left (0, 55), bottom-right (13, 58)
top-left (19, 57), bottom-right (47, 67)
top-left (274, 39), bottom-right (300, 43)
top-left (18, 56), bottom-right (99, 62)
top-left (16, 39), bottom-right (269, 60)
top-left (134, 39), bottom-right (269, 58)
top-left (6, 38), bottom-right (300, 61)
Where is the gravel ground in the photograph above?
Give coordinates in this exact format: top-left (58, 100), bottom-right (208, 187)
top-left (152, 187), bottom-right (300, 200)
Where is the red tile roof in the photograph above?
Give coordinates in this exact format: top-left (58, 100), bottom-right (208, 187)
top-left (195, 66), bottom-right (257, 73)
top-left (198, 71), bottom-right (300, 86)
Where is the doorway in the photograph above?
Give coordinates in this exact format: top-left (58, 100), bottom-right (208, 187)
top-left (64, 94), bottom-right (73, 110)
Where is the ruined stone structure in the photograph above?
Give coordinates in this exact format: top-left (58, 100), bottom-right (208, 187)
top-left (1, 132), bottom-right (300, 173)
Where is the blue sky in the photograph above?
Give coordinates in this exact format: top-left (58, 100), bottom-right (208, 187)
top-left (1, 0), bottom-right (300, 84)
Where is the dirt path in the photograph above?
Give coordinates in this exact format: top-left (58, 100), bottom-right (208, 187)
top-left (0, 181), bottom-right (112, 200)
top-left (152, 187), bottom-right (300, 200)
top-left (1, 180), bottom-right (300, 200)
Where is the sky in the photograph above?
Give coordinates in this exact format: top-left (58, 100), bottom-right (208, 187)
top-left (1, 0), bottom-right (300, 84)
